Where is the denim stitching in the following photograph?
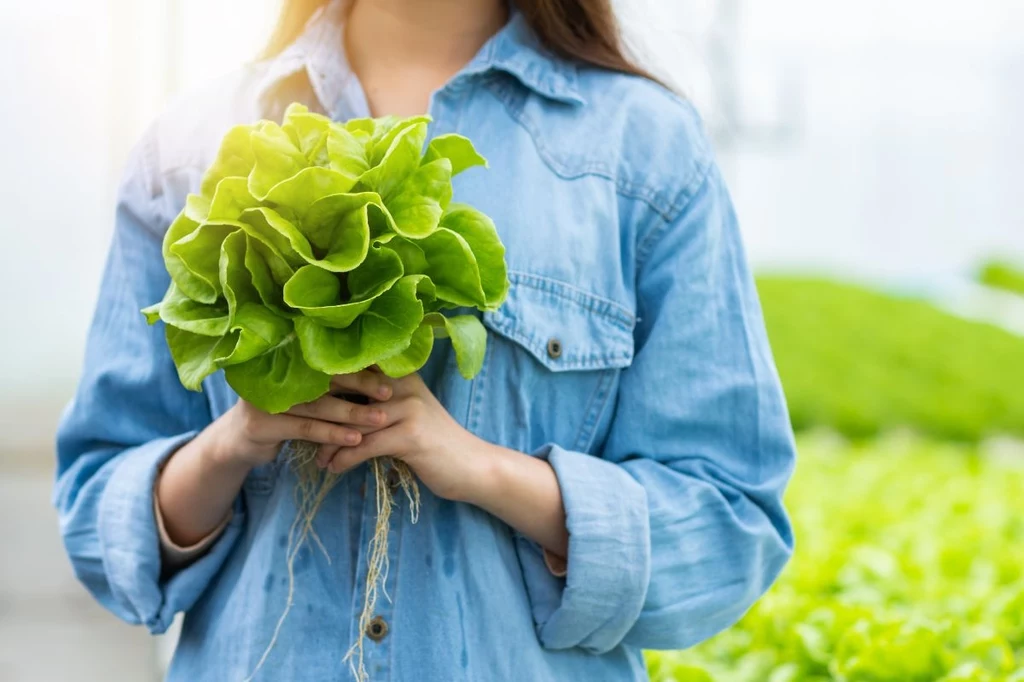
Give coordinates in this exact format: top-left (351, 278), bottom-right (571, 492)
top-left (506, 272), bottom-right (634, 329)
top-left (634, 159), bottom-right (714, 271)
top-left (482, 78), bottom-right (691, 222)
top-left (573, 368), bottom-right (614, 453)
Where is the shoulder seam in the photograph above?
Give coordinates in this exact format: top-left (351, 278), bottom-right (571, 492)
top-left (635, 159), bottom-right (714, 271)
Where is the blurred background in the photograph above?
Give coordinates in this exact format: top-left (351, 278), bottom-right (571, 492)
top-left (2, 1), bottom-right (1023, 680)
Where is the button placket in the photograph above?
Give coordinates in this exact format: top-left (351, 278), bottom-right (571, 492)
top-left (351, 464), bottom-right (399, 679)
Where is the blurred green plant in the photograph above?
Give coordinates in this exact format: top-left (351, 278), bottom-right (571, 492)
top-left (756, 276), bottom-right (1024, 442)
top-left (978, 261), bottom-right (1024, 297)
top-left (647, 434), bottom-right (1024, 682)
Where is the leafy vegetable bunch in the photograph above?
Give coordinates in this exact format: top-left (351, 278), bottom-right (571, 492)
top-left (144, 102), bottom-right (508, 412)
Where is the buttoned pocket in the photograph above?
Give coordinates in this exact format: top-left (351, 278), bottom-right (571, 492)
top-left (475, 272), bottom-right (635, 453)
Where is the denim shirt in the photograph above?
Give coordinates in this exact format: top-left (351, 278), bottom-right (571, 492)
top-left (54, 3), bottom-right (795, 680)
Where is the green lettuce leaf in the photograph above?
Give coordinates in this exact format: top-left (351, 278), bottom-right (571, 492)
top-left (377, 321), bottom-right (435, 377)
top-left (248, 121), bottom-right (308, 200)
top-left (280, 103), bottom-right (330, 164)
top-left (440, 204), bottom-right (509, 309)
top-left (219, 229), bottom-right (261, 320)
top-left (383, 158), bottom-right (452, 238)
top-left (282, 248), bottom-right (402, 329)
top-left (263, 167), bottom-right (359, 218)
top-left (159, 283), bottom-right (229, 336)
top-left (294, 275), bottom-right (426, 375)
top-left (301, 192), bottom-right (380, 271)
top-left (217, 303), bottom-right (293, 367)
top-left (208, 176), bottom-right (261, 222)
top-left (163, 197), bottom-right (216, 303)
top-left (363, 115), bottom-right (431, 166)
top-left (168, 222), bottom-right (239, 302)
top-left (224, 334), bottom-right (331, 414)
top-left (423, 134), bottom-right (488, 176)
top-left (165, 325), bottom-right (235, 390)
top-left (200, 124), bottom-right (256, 198)
top-left (425, 312), bottom-right (486, 379)
top-left (409, 227), bottom-right (486, 307)
top-left (327, 124), bottom-right (372, 182)
top-left (359, 121), bottom-right (428, 198)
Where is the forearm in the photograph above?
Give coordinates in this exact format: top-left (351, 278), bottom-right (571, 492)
top-left (466, 441), bottom-right (569, 559)
top-left (156, 422), bottom-right (250, 547)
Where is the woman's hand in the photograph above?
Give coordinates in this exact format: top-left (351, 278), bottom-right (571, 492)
top-left (318, 372), bottom-right (570, 558)
top-left (316, 372), bottom-right (487, 503)
top-left (156, 369), bottom-right (394, 548)
top-left (208, 370), bottom-right (395, 470)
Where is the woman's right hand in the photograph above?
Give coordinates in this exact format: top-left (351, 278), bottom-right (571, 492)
top-left (207, 370), bottom-right (396, 470)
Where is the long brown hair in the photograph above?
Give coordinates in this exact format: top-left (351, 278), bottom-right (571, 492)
top-left (259, 0), bottom-right (653, 82)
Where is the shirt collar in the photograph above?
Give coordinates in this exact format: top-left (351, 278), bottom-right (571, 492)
top-left (255, 0), bottom-right (586, 119)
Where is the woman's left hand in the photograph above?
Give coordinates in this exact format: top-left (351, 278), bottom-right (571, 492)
top-left (316, 372), bottom-right (491, 503)
top-left (320, 370), bottom-right (570, 559)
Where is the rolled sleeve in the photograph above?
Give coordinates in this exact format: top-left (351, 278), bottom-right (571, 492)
top-left (518, 444), bottom-right (650, 653)
top-left (93, 435), bottom-right (241, 632)
top-left (154, 480), bottom-right (233, 571)
top-left (54, 125), bottom-right (242, 634)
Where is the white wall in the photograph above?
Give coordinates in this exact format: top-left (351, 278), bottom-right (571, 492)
top-left (0, 0), bottom-right (274, 457)
top-left (729, 0), bottom-right (1024, 282)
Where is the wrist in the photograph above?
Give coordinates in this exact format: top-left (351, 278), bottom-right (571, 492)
top-left (460, 438), bottom-right (512, 508)
top-left (199, 418), bottom-right (255, 477)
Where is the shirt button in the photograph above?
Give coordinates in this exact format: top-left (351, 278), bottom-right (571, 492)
top-left (546, 338), bottom-right (563, 359)
top-left (366, 615), bottom-right (389, 642)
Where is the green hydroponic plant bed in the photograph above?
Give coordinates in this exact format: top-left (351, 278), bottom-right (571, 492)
top-left (757, 276), bottom-right (1024, 442)
top-left (647, 434), bottom-right (1024, 682)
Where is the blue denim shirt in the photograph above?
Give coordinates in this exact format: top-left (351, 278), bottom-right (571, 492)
top-left (54, 3), bottom-right (795, 680)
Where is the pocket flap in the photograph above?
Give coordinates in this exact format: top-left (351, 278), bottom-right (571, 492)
top-left (483, 272), bottom-right (635, 372)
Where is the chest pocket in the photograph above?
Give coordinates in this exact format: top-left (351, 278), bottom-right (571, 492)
top-left (473, 272), bottom-right (635, 455)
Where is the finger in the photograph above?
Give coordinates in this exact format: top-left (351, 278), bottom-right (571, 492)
top-left (331, 370), bottom-right (393, 401)
top-left (316, 443), bottom-right (343, 469)
top-left (327, 428), bottom-right (405, 475)
top-left (373, 393), bottom-right (426, 426)
top-left (271, 414), bottom-right (362, 447)
top-left (288, 394), bottom-right (387, 428)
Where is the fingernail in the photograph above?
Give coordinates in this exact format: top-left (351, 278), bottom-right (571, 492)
top-left (378, 385), bottom-right (391, 399)
top-left (345, 432), bottom-right (359, 445)
top-left (369, 409), bottom-right (385, 424)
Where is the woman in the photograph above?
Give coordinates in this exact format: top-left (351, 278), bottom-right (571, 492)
top-left (55, 0), bottom-right (796, 680)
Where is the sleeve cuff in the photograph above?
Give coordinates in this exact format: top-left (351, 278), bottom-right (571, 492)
top-left (542, 549), bottom-right (567, 577)
top-left (516, 443), bottom-right (652, 654)
top-left (98, 432), bottom-right (245, 633)
top-left (153, 484), bottom-right (232, 571)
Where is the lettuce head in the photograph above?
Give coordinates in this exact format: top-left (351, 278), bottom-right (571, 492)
top-left (143, 104), bottom-right (508, 413)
